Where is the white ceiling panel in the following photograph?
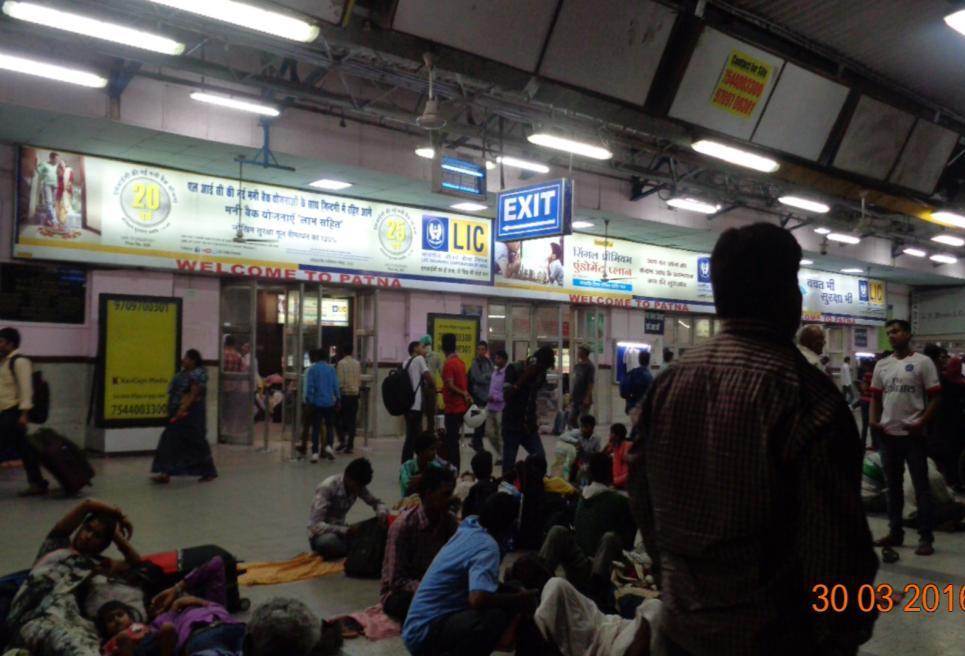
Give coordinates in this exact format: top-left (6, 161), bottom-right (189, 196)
top-left (392, 0), bottom-right (559, 72)
top-left (889, 119), bottom-right (959, 194)
top-left (539, 0), bottom-right (677, 105)
top-left (833, 95), bottom-right (915, 180)
top-left (668, 28), bottom-right (785, 140)
top-left (278, 0), bottom-right (348, 25)
top-left (752, 62), bottom-right (849, 161)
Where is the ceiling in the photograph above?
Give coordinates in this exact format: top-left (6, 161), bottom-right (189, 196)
top-left (0, 102), bottom-right (956, 288)
top-left (722, 0), bottom-right (965, 117)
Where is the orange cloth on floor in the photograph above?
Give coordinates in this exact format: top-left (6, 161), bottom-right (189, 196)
top-left (238, 552), bottom-right (344, 586)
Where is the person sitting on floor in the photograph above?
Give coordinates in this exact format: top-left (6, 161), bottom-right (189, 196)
top-left (534, 577), bottom-right (666, 656)
top-left (570, 415), bottom-right (603, 487)
top-left (5, 500), bottom-right (139, 656)
top-left (399, 431), bottom-right (444, 498)
top-left (607, 423), bottom-right (631, 490)
top-left (246, 597), bottom-right (341, 656)
top-left (538, 453), bottom-right (635, 609)
top-left (402, 493), bottom-right (538, 656)
top-left (381, 467), bottom-right (459, 624)
top-left (462, 451), bottom-right (498, 518)
top-left (308, 458), bottom-right (388, 560)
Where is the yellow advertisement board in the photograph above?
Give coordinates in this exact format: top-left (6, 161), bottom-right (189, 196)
top-left (710, 50), bottom-right (773, 118)
top-left (428, 314), bottom-right (480, 371)
top-left (98, 295), bottom-right (181, 427)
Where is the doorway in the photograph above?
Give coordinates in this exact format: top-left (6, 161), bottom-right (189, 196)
top-left (217, 280), bottom-right (362, 449)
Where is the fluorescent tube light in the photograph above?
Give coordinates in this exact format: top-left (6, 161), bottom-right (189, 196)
top-left (450, 202), bottom-right (487, 212)
top-left (2, 1), bottom-right (185, 55)
top-left (0, 51), bottom-right (107, 87)
top-left (800, 259), bottom-right (814, 265)
top-left (496, 156), bottom-right (550, 174)
top-left (572, 221), bottom-right (594, 229)
top-left (666, 197), bottom-right (721, 214)
top-left (441, 161), bottom-right (483, 177)
top-left (931, 210), bottom-right (965, 229)
top-left (841, 268), bottom-right (863, 273)
top-left (190, 92), bottom-right (279, 116)
top-left (945, 9), bottom-right (965, 36)
top-left (309, 179), bottom-right (352, 191)
top-left (415, 147), bottom-right (435, 159)
top-left (484, 160), bottom-right (496, 170)
top-left (827, 233), bottom-right (860, 244)
top-left (691, 139), bottom-right (779, 173)
top-left (146, 0), bottom-right (319, 42)
top-left (854, 352), bottom-right (875, 358)
top-left (902, 248), bottom-right (927, 258)
top-left (778, 195), bottom-right (829, 214)
top-left (930, 254), bottom-right (958, 264)
top-left (527, 133), bottom-right (613, 160)
top-left (931, 234), bottom-right (965, 247)
top-left (813, 227), bottom-right (831, 235)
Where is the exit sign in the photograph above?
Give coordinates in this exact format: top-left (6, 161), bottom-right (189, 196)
top-left (496, 178), bottom-right (572, 241)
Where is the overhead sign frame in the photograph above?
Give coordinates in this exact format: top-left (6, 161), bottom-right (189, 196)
top-left (496, 178), bottom-right (573, 242)
top-left (432, 155), bottom-right (488, 200)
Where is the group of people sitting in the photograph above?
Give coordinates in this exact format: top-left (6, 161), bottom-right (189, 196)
top-left (303, 414), bottom-right (657, 656)
top-left (1, 500), bottom-right (340, 656)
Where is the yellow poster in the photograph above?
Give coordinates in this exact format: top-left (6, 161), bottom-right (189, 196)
top-left (428, 314), bottom-right (480, 371)
top-left (710, 50), bottom-right (773, 118)
top-left (99, 295), bottom-right (181, 427)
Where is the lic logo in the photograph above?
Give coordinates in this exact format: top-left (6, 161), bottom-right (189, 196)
top-left (697, 257), bottom-right (711, 283)
top-left (422, 216), bottom-right (449, 251)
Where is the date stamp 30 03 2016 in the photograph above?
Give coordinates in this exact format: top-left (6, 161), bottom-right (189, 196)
top-left (812, 583), bottom-right (965, 614)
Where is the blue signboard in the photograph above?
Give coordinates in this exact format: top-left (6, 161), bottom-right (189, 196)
top-left (496, 178), bottom-right (572, 241)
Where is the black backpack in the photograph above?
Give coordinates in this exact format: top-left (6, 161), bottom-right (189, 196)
top-left (9, 355), bottom-right (50, 424)
top-left (381, 357), bottom-right (415, 416)
top-left (344, 517), bottom-right (388, 578)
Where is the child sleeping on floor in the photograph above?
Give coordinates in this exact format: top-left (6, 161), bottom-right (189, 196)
top-left (95, 557), bottom-right (244, 656)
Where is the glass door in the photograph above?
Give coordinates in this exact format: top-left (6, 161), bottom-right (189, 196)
top-left (219, 281), bottom-right (256, 445)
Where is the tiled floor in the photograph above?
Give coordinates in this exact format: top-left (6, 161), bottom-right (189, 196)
top-left (1, 436), bottom-right (963, 656)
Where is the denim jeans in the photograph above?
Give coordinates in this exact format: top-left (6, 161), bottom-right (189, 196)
top-left (310, 405), bottom-right (336, 453)
top-left (502, 424), bottom-right (545, 471)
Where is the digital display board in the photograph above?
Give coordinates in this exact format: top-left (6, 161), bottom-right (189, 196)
top-left (432, 155), bottom-right (487, 199)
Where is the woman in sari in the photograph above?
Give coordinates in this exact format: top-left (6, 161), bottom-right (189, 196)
top-left (151, 349), bottom-right (218, 484)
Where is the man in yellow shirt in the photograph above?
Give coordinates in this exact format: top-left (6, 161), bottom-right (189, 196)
top-left (335, 343), bottom-right (362, 454)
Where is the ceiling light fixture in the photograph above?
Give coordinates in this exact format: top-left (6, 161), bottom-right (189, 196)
top-left (450, 202), bottom-right (487, 212)
top-left (2, 1), bottom-right (186, 55)
top-left (309, 178), bottom-right (352, 191)
top-left (930, 254), bottom-right (958, 264)
top-left (484, 160), bottom-right (496, 170)
top-left (190, 91), bottom-right (279, 116)
top-left (778, 195), bottom-right (830, 214)
top-left (666, 197), bottom-right (721, 214)
top-left (496, 155), bottom-right (550, 174)
top-left (146, 0), bottom-right (319, 42)
top-left (945, 9), bottom-right (965, 36)
top-left (813, 227), bottom-right (831, 235)
top-left (572, 221), bottom-right (595, 229)
top-left (841, 268), bottom-right (863, 273)
top-left (800, 259), bottom-right (814, 265)
top-left (0, 51), bottom-right (107, 87)
top-left (931, 234), bottom-right (965, 247)
top-left (931, 210), bottom-right (965, 229)
top-left (827, 233), bottom-right (861, 244)
top-left (414, 146), bottom-right (435, 159)
top-left (691, 139), bottom-right (780, 173)
top-left (527, 133), bottom-right (613, 160)
top-left (902, 247), bottom-right (927, 258)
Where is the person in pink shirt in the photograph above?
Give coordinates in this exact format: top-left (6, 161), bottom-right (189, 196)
top-left (607, 423), bottom-right (631, 489)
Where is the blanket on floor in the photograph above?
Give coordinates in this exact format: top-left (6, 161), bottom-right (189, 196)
top-left (238, 553), bottom-right (343, 586)
top-left (346, 605), bottom-right (401, 641)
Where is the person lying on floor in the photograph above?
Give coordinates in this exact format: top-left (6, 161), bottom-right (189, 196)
top-left (308, 458), bottom-right (388, 560)
top-left (534, 577), bottom-right (666, 656)
top-left (96, 556), bottom-right (241, 656)
top-left (6, 500), bottom-right (139, 656)
top-left (399, 431), bottom-right (444, 498)
top-left (402, 493), bottom-right (539, 656)
top-left (537, 453), bottom-right (635, 610)
top-left (380, 467), bottom-right (458, 623)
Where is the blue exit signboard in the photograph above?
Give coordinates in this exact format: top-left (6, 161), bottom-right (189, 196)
top-left (496, 178), bottom-right (572, 241)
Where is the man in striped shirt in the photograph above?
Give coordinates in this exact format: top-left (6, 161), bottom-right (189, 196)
top-left (630, 224), bottom-right (878, 656)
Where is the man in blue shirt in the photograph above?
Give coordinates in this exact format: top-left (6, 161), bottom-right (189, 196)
top-left (305, 349), bottom-right (340, 461)
top-left (402, 493), bottom-right (537, 655)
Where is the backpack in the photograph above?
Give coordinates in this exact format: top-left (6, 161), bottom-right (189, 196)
top-left (344, 517), bottom-right (388, 578)
top-left (9, 355), bottom-right (50, 424)
top-left (381, 357), bottom-right (415, 416)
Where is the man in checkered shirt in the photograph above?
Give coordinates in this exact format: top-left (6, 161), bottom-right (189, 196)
top-left (630, 223), bottom-right (878, 656)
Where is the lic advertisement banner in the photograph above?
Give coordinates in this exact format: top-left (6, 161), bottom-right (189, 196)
top-left (97, 295), bottom-right (182, 428)
top-left (495, 233), bottom-right (887, 324)
top-left (14, 146), bottom-right (492, 289)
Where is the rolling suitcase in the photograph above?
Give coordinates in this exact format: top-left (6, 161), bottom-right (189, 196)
top-left (29, 428), bottom-right (94, 496)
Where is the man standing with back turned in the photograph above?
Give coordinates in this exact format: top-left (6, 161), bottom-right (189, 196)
top-left (630, 224), bottom-right (878, 656)
top-left (870, 319), bottom-right (942, 556)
